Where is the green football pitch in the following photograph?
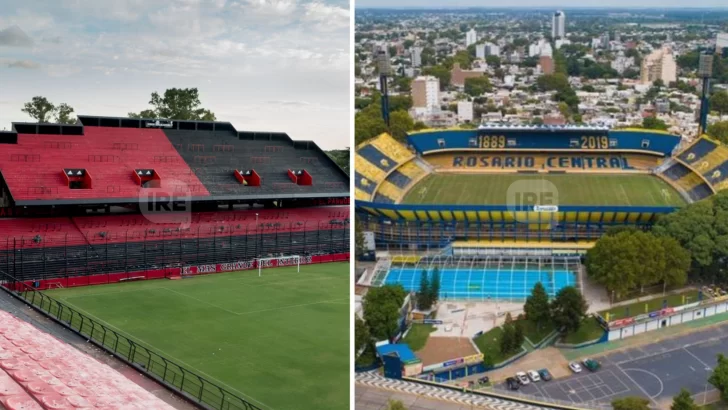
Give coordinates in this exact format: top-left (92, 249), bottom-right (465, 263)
top-left (401, 174), bottom-right (687, 207)
top-left (44, 262), bottom-right (349, 410)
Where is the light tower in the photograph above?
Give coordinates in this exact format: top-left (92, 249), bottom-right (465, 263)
top-left (377, 50), bottom-right (392, 127)
top-left (697, 52), bottom-right (713, 136)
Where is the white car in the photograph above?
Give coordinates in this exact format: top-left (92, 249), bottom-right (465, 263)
top-left (568, 362), bottom-right (583, 373)
top-left (515, 371), bottom-right (530, 385)
top-left (527, 370), bottom-right (541, 382)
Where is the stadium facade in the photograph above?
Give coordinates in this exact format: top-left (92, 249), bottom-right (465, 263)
top-left (0, 115), bottom-right (350, 286)
top-left (355, 125), bottom-right (726, 249)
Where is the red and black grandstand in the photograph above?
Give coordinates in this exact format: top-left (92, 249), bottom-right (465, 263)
top-left (0, 116), bottom-right (350, 286)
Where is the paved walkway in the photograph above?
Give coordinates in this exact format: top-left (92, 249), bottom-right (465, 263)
top-left (356, 371), bottom-right (552, 410)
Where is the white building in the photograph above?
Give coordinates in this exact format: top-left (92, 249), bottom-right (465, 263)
top-left (485, 43), bottom-right (500, 56)
top-left (552, 11), bottom-right (566, 40)
top-left (466, 29), bottom-right (477, 47)
top-left (411, 47), bottom-right (423, 68)
top-left (718, 32), bottom-right (728, 51)
top-left (529, 40), bottom-right (552, 57)
top-left (554, 38), bottom-right (571, 50)
top-left (458, 101), bottom-right (474, 122)
top-left (476, 44), bottom-right (486, 60)
top-left (611, 53), bottom-right (635, 74)
top-left (411, 76), bottom-right (440, 109)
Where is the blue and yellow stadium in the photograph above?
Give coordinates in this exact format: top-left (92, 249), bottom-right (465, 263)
top-left (355, 124), bottom-right (728, 249)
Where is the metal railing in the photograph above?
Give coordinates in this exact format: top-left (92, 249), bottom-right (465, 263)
top-left (0, 269), bottom-right (262, 410)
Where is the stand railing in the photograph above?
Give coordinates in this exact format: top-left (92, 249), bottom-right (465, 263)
top-left (0, 269), bottom-right (263, 410)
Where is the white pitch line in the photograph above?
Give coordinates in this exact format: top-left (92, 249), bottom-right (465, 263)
top-left (683, 347), bottom-right (713, 370)
top-left (161, 288), bottom-right (240, 315)
top-left (620, 367), bottom-right (663, 402)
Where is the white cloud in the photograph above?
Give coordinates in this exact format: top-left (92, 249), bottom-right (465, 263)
top-left (0, 0), bottom-right (350, 149)
top-left (5, 59), bottom-right (40, 69)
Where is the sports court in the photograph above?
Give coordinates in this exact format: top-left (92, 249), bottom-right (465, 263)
top-left (44, 262), bottom-right (349, 410)
top-left (384, 257), bottom-right (578, 300)
top-left (494, 322), bottom-right (728, 407)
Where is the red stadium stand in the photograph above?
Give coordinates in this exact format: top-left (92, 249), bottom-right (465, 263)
top-left (0, 311), bottom-right (174, 409)
top-left (0, 218), bottom-right (89, 250)
top-left (0, 127), bottom-right (209, 203)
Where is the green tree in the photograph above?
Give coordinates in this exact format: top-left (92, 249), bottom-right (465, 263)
top-left (21, 96), bottom-right (56, 123)
top-left (653, 79), bottom-right (665, 88)
top-left (394, 76), bottom-right (413, 93)
top-left (464, 76), bottom-right (493, 97)
top-left (128, 88), bottom-right (216, 121)
top-left (524, 282), bottom-right (551, 329)
top-left (500, 323), bottom-right (515, 354)
top-left (612, 396), bottom-right (650, 410)
top-left (429, 267), bottom-right (441, 306)
top-left (362, 284), bottom-right (407, 341)
top-left (326, 148), bottom-right (349, 175)
top-left (355, 316), bottom-right (371, 354)
top-left (711, 91), bottom-right (728, 115)
top-left (422, 65), bottom-right (451, 90)
top-left (485, 55), bottom-right (501, 68)
top-left (55, 103), bottom-right (76, 125)
top-left (709, 353), bottom-right (728, 401)
top-left (513, 321), bottom-right (525, 348)
top-left (550, 286), bottom-right (588, 333)
top-left (659, 236), bottom-right (691, 291)
top-left (708, 121), bottom-right (728, 143)
top-left (642, 116), bottom-right (669, 131)
top-left (504, 312), bottom-right (513, 325)
top-left (671, 388), bottom-right (699, 410)
top-left (453, 50), bottom-right (474, 69)
top-left (389, 110), bottom-right (415, 142)
top-left (417, 270), bottom-right (432, 311)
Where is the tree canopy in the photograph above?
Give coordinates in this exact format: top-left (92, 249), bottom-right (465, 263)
top-left (21, 96), bottom-right (76, 124)
top-left (362, 284), bottom-right (407, 341)
top-left (585, 231), bottom-right (689, 298)
top-left (642, 116), bottom-right (669, 131)
top-left (670, 388), bottom-right (699, 410)
top-left (524, 282), bottom-right (551, 329)
top-left (708, 121), bottom-right (728, 144)
top-left (550, 286), bottom-right (588, 333)
top-left (326, 148), bottom-right (350, 175)
top-left (709, 353), bottom-right (728, 402)
top-left (464, 76), bottom-right (493, 97)
top-left (711, 91), bottom-right (728, 116)
top-left (128, 88), bottom-right (216, 121)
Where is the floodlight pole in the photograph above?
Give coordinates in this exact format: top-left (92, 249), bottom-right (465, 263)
top-left (698, 52), bottom-right (714, 136)
top-left (377, 50), bottom-right (391, 127)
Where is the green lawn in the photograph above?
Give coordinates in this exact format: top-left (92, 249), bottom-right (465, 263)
top-left (519, 320), bottom-right (556, 346)
top-left (402, 174), bottom-right (685, 207)
top-left (401, 323), bottom-right (436, 351)
top-left (43, 263), bottom-right (349, 410)
top-left (562, 317), bottom-right (606, 345)
top-left (473, 326), bottom-right (522, 365)
top-left (598, 289), bottom-right (700, 321)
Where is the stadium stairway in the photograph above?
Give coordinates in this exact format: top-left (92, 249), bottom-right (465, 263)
top-left (0, 310), bottom-right (175, 409)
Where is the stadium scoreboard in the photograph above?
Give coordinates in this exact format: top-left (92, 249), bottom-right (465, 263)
top-left (476, 128), bottom-right (612, 150)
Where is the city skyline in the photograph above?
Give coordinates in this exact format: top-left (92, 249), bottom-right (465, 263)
top-left (356, 1), bottom-right (728, 8)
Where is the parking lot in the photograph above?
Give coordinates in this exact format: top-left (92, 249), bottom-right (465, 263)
top-left (493, 323), bottom-right (728, 406)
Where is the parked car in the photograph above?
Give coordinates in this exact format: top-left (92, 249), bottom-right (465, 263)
top-left (582, 358), bottom-right (601, 372)
top-left (477, 376), bottom-right (490, 385)
top-left (568, 362), bottom-right (583, 373)
top-left (538, 368), bottom-right (553, 381)
top-left (515, 371), bottom-right (530, 385)
top-left (506, 377), bottom-right (520, 390)
top-left (527, 370), bottom-right (541, 382)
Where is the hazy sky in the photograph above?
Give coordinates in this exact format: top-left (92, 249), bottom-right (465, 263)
top-left (0, 0), bottom-right (350, 149)
top-left (356, 0), bottom-right (727, 7)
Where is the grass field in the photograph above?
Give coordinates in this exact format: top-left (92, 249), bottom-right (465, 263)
top-left (562, 317), bottom-right (606, 345)
top-left (401, 323), bottom-right (436, 351)
top-left (402, 174), bottom-right (686, 207)
top-left (598, 289), bottom-right (700, 321)
top-left (44, 263), bottom-right (349, 410)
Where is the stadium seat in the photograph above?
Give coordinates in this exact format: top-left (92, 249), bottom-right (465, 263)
top-left (677, 137), bottom-right (718, 165)
top-left (368, 134), bottom-right (414, 165)
top-left (0, 311), bottom-right (175, 409)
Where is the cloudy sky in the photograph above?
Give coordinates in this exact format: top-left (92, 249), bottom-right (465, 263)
top-left (356, 0), bottom-right (726, 7)
top-left (0, 0), bottom-right (350, 149)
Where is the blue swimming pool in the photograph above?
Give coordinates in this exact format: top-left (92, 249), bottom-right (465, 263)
top-left (383, 267), bottom-right (576, 300)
